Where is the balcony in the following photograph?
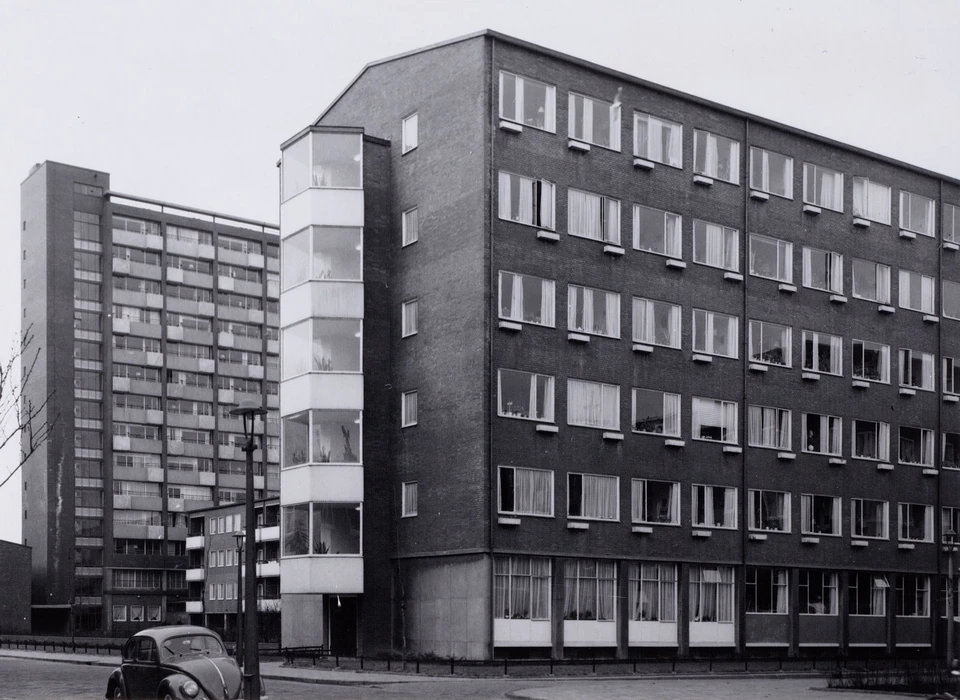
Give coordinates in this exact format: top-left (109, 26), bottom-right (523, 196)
top-left (186, 535), bottom-right (205, 550)
top-left (218, 331), bottom-right (234, 348)
top-left (186, 568), bottom-right (205, 582)
top-left (185, 601), bottom-right (203, 614)
top-left (256, 525), bottom-right (280, 542)
top-left (257, 598), bottom-right (280, 612)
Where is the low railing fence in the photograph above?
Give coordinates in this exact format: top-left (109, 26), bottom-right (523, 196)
top-left (0, 637), bottom-right (280, 657)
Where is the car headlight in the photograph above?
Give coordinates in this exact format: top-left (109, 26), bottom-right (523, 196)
top-left (180, 680), bottom-right (200, 698)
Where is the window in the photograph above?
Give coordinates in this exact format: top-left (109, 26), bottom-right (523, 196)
top-left (692, 484), bottom-right (737, 528)
top-left (401, 113), bottom-right (418, 153)
top-left (802, 413), bottom-right (841, 456)
top-left (899, 503), bottom-right (933, 543)
top-left (852, 498), bottom-right (889, 539)
top-left (899, 348), bottom-right (935, 391)
top-left (747, 406), bottom-right (791, 450)
top-left (899, 269), bottom-right (935, 313)
top-left (800, 571), bottom-right (838, 615)
top-left (689, 566), bottom-right (735, 622)
top-left (568, 473), bottom-right (619, 521)
top-left (498, 172), bottom-right (555, 230)
top-left (634, 112), bottom-right (682, 167)
top-left (803, 163), bottom-right (843, 212)
top-left (567, 379), bottom-right (619, 430)
top-left (563, 560), bottom-right (616, 620)
top-left (282, 502), bottom-right (361, 556)
top-left (900, 426), bottom-right (934, 466)
top-left (801, 494), bottom-right (841, 536)
top-left (798, 330), bottom-right (841, 377)
top-left (693, 309), bottom-right (738, 358)
top-left (748, 490), bottom-right (790, 533)
top-left (943, 280), bottom-right (960, 320)
top-left (401, 391), bottom-right (417, 427)
top-left (900, 190), bottom-right (935, 236)
top-left (852, 339), bottom-right (890, 383)
top-left (802, 247), bottom-right (843, 294)
top-left (945, 357), bottom-right (960, 395)
top-left (402, 207), bottom-right (418, 246)
top-left (853, 177), bottom-right (891, 224)
top-left (631, 479), bottom-right (680, 525)
top-left (281, 409), bottom-right (361, 467)
top-left (629, 563), bottom-right (677, 622)
top-left (568, 92), bottom-right (620, 150)
top-left (944, 507), bottom-right (960, 538)
top-left (401, 299), bottom-right (418, 337)
top-left (693, 220), bottom-right (738, 271)
top-left (849, 573), bottom-right (888, 616)
top-left (498, 369), bottom-right (554, 422)
top-left (749, 320), bottom-right (791, 367)
top-left (499, 72), bottom-right (556, 132)
top-left (750, 147), bottom-right (793, 198)
top-left (632, 297), bottom-right (680, 349)
top-left (694, 130), bottom-right (739, 184)
top-left (568, 189), bottom-right (620, 244)
top-left (692, 397), bottom-right (737, 444)
top-left (633, 204), bottom-right (681, 258)
top-left (852, 259), bottom-right (891, 304)
top-left (113, 605), bottom-right (127, 623)
top-left (631, 389), bottom-right (680, 436)
top-left (567, 285), bottom-right (620, 337)
top-left (944, 433), bottom-right (960, 470)
top-left (499, 271), bottom-right (555, 327)
top-left (401, 482), bottom-right (418, 517)
top-left (897, 575), bottom-right (930, 617)
top-left (494, 557), bottom-right (551, 620)
top-left (746, 568), bottom-right (789, 614)
top-left (749, 234), bottom-right (793, 283)
top-left (945, 203), bottom-right (960, 244)
top-left (853, 420), bottom-right (890, 462)
top-left (499, 466), bottom-right (553, 517)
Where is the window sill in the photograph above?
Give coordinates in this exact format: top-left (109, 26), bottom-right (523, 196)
top-left (945, 242), bottom-right (960, 251)
top-left (944, 394), bottom-right (960, 403)
top-left (899, 229), bottom-right (917, 240)
top-left (535, 424), bottom-right (559, 434)
top-left (852, 380), bottom-right (869, 389)
top-left (603, 244), bottom-right (625, 257)
top-left (899, 387), bottom-right (916, 396)
top-left (748, 533), bottom-right (768, 542)
top-left (692, 353), bottom-right (713, 363)
top-left (853, 217), bottom-right (871, 228)
top-left (801, 536), bottom-right (820, 545)
top-left (498, 516), bottom-right (521, 526)
top-left (632, 343), bottom-right (654, 354)
top-left (829, 294), bottom-right (848, 304)
top-left (567, 522), bottom-right (589, 530)
top-left (778, 283), bottom-right (797, 294)
top-left (568, 139), bottom-right (590, 153)
top-left (878, 305), bottom-right (895, 314)
top-left (633, 157), bottom-right (655, 171)
top-left (665, 259), bottom-right (686, 270)
top-left (922, 468), bottom-right (939, 476)
top-left (631, 525), bottom-right (653, 534)
top-left (748, 363), bottom-right (768, 373)
top-left (664, 439), bottom-right (685, 448)
top-left (722, 445), bottom-right (742, 454)
top-left (724, 272), bottom-right (744, 282)
top-left (828, 458), bottom-right (846, 466)
top-left (851, 539), bottom-right (869, 548)
top-left (499, 120), bottom-right (523, 134)
top-left (693, 175), bottom-right (714, 186)
top-left (898, 543), bottom-right (915, 551)
top-left (567, 332), bottom-right (590, 344)
top-left (877, 463), bottom-right (894, 472)
top-left (749, 190), bottom-right (769, 201)
top-left (777, 452), bottom-right (796, 461)
top-left (803, 204), bottom-right (822, 215)
top-left (801, 372), bottom-right (821, 381)
top-left (498, 320), bottom-right (522, 332)
top-left (602, 431), bottom-right (624, 442)
top-left (537, 230), bottom-right (560, 242)
top-left (923, 314), bottom-right (940, 324)
top-left (692, 529), bottom-right (712, 538)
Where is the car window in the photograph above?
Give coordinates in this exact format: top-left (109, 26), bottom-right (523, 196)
top-left (121, 639), bottom-right (137, 662)
top-left (160, 635), bottom-right (225, 660)
top-left (136, 639), bottom-right (157, 663)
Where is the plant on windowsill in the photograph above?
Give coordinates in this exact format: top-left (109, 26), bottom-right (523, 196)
top-left (315, 445), bottom-right (332, 463)
top-left (313, 356), bottom-right (333, 371)
top-left (291, 449), bottom-right (308, 464)
top-left (313, 540), bottom-right (329, 554)
top-left (341, 426), bottom-right (358, 462)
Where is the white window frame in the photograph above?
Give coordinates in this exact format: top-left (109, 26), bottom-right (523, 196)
top-left (568, 189), bottom-right (620, 244)
top-left (945, 203), bottom-right (960, 244)
top-left (401, 390), bottom-right (418, 428)
top-left (498, 71), bottom-right (556, 133)
top-left (799, 570), bottom-right (838, 615)
top-left (801, 493), bottom-right (842, 537)
top-left (633, 111), bottom-right (682, 168)
top-left (498, 171), bottom-right (556, 230)
top-left (853, 177), bottom-right (892, 225)
top-left (898, 502), bottom-right (933, 543)
top-left (401, 299), bottom-right (418, 338)
top-left (745, 567), bottom-right (790, 615)
top-left (748, 234), bottom-right (793, 283)
top-left (801, 247), bottom-right (843, 294)
top-left (851, 259), bottom-right (891, 304)
top-left (899, 269), bottom-right (936, 314)
top-left (694, 129), bottom-right (740, 184)
top-left (900, 190), bottom-right (936, 237)
top-left (852, 339), bottom-right (890, 384)
top-left (748, 320), bottom-right (792, 368)
top-left (691, 396), bottom-right (738, 445)
top-left (899, 426), bottom-right (934, 467)
top-left (631, 297), bottom-right (681, 349)
top-left (498, 271), bottom-right (556, 328)
top-left (802, 162), bottom-right (844, 212)
top-left (633, 204), bottom-right (681, 258)
top-left (401, 481), bottom-right (418, 517)
top-left (498, 368), bottom-right (555, 423)
top-left (402, 207), bottom-right (419, 247)
top-left (629, 563), bottom-right (678, 622)
top-left (692, 484), bottom-right (738, 529)
top-left (747, 405), bottom-right (791, 451)
top-left (849, 573), bottom-right (889, 617)
top-left (499, 465), bottom-right (554, 518)
top-left (566, 379), bottom-right (620, 431)
top-left (947, 433), bottom-right (960, 472)
top-left (896, 574), bottom-right (930, 618)
top-left (943, 279), bottom-right (960, 320)
top-left (693, 220), bottom-right (739, 272)
top-left (852, 498), bottom-right (889, 540)
top-left (567, 472), bottom-right (620, 521)
top-left (748, 489), bottom-right (791, 533)
top-left (689, 566), bottom-right (735, 623)
top-left (692, 308), bottom-right (739, 358)
top-left (801, 330), bottom-right (842, 376)
top-left (567, 284), bottom-right (620, 338)
top-left (899, 348), bottom-right (935, 392)
top-left (801, 413), bottom-right (842, 456)
top-left (749, 147), bottom-right (794, 199)
top-left (631, 388), bottom-right (681, 437)
top-left (945, 356), bottom-right (960, 395)
top-left (113, 605), bottom-right (127, 622)
top-left (568, 92), bottom-right (621, 151)
top-left (631, 479), bottom-right (680, 526)
top-left (852, 420), bottom-right (890, 462)
top-left (401, 112), bottom-right (418, 154)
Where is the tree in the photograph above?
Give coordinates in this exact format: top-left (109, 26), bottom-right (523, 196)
top-left (0, 326), bottom-right (57, 491)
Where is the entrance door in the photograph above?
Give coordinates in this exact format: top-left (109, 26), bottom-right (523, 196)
top-left (327, 596), bottom-right (357, 656)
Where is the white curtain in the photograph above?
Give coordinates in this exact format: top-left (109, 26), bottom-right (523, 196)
top-left (877, 265), bottom-right (890, 304)
top-left (722, 487), bottom-right (736, 527)
top-left (563, 561), bottom-right (578, 619)
top-left (664, 213), bottom-right (681, 257)
top-left (539, 181), bottom-right (555, 230)
top-left (609, 103), bottom-right (621, 152)
top-left (498, 172), bottom-right (512, 220)
top-left (923, 429), bottom-right (935, 465)
top-left (518, 177), bottom-right (534, 224)
top-left (639, 116), bottom-right (656, 161)
top-left (853, 178), bottom-right (865, 217)
top-left (774, 570), bottom-right (788, 614)
top-left (922, 352), bottom-right (935, 390)
top-left (666, 123), bottom-right (681, 167)
top-left (718, 568), bottom-right (734, 622)
top-left (531, 559), bottom-right (551, 620)
top-left (541, 280), bottom-right (555, 327)
top-left (601, 384), bottom-right (619, 429)
top-left (597, 561), bottom-right (616, 620)
top-left (922, 275), bottom-right (935, 313)
top-left (802, 248), bottom-right (812, 287)
top-left (749, 405), bottom-right (764, 446)
top-left (829, 253), bottom-right (843, 293)
top-left (829, 335), bottom-right (843, 374)
top-left (871, 578), bottom-right (886, 615)
top-left (569, 190), bottom-right (601, 240)
top-left (877, 422), bottom-right (890, 461)
top-left (568, 286), bottom-right (593, 333)
top-left (631, 480), bottom-right (644, 522)
top-left (633, 298), bottom-right (652, 343)
top-left (663, 393), bottom-right (680, 436)
top-left (820, 169), bottom-right (842, 211)
top-left (702, 222), bottom-right (723, 268)
top-left (516, 468), bottom-right (552, 516)
top-left (604, 291), bottom-right (619, 337)
top-left (604, 197), bottom-right (620, 244)
top-left (568, 379), bottom-right (601, 426)
top-left (536, 375), bottom-right (555, 422)
top-left (704, 134), bottom-right (719, 177)
top-left (510, 273), bottom-right (524, 322)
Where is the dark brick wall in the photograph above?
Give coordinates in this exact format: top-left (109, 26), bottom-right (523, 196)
top-left (0, 541), bottom-right (32, 633)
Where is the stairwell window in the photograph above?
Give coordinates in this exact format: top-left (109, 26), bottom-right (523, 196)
top-left (749, 234), bottom-right (793, 283)
top-left (568, 473), bottom-right (619, 521)
top-left (802, 247), bottom-right (843, 294)
top-left (802, 413), bottom-right (841, 456)
top-left (694, 130), bottom-right (740, 184)
top-left (693, 220), bottom-right (739, 272)
top-left (852, 339), bottom-right (890, 383)
top-left (900, 190), bottom-right (935, 237)
top-left (631, 480), bottom-right (680, 526)
top-left (943, 280), bottom-right (960, 320)
top-left (567, 379), bottom-right (619, 431)
top-left (693, 309), bottom-right (738, 358)
top-left (692, 397), bottom-right (737, 444)
top-left (749, 320), bottom-right (791, 367)
top-left (692, 484), bottom-right (737, 529)
top-left (899, 348), bottom-right (935, 391)
top-left (401, 391), bottom-right (418, 428)
top-left (402, 113), bottom-right (418, 154)
top-left (402, 207), bottom-right (419, 247)
top-left (852, 499), bottom-right (889, 540)
top-left (568, 189), bottom-right (620, 244)
top-left (633, 204), bottom-right (681, 258)
top-left (748, 490), bottom-right (790, 533)
top-left (853, 177), bottom-right (892, 225)
top-left (899, 503), bottom-right (933, 543)
top-left (498, 172), bottom-right (555, 230)
top-left (803, 163), bottom-right (844, 212)
top-left (568, 285), bottom-right (620, 338)
top-left (801, 494), bottom-right (841, 536)
top-left (498, 369), bottom-right (555, 422)
top-left (499, 71), bottom-right (556, 132)
top-left (401, 299), bottom-right (418, 337)
top-left (899, 269), bottom-right (935, 313)
top-left (499, 271), bottom-right (555, 327)
top-left (899, 426), bottom-right (934, 467)
top-left (632, 297), bottom-right (681, 349)
top-left (747, 405), bottom-right (791, 450)
top-left (632, 388), bottom-right (680, 436)
top-left (853, 420), bottom-right (890, 462)
top-left (499, 466), bottom-right (553, 517)
top-left (568, 92), bottom-right (621, 151)
top-left (634, 112), bottom-right (682, 167)
top-left (750, 147), bottom-right (793, 199)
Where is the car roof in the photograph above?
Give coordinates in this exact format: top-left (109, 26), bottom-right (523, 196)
top-left (131, 626), bottom-right (223, 644)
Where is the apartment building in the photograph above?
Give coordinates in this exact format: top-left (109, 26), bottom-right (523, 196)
top-left (277, 30), bottom-right (960, 659)
top-left (21, 162), bottom-right (281, 634)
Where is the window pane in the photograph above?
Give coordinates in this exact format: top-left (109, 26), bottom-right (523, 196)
top-left (311, 410), bottom-right (361, 463)
top-left (282, 136), bottom-right (309, 200)
top-left (312, 227), bottom-right (362, 281)
top-left (312, 133), bottom-right (361, 187)
top-left (282, 504), bottom-right (310, 556)
top-left (311, 503), bottom-right (361, 554)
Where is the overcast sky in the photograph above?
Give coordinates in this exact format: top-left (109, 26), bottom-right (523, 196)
top-left (0, 0), bottom-right (958, 543)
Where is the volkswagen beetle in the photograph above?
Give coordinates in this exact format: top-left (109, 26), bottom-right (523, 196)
top-left (105, 625), bottom-right (264, 700)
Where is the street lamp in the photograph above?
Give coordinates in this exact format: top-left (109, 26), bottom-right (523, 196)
top-left (945, 527), bottom-right (959, 669)
top-left (229, 398), bottom-right (267, 700)
top-left (234, 532), bottom-right (244, 665)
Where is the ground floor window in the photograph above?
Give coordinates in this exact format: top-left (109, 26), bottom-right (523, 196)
top-left (494, 556), bottom-right (551, 620)
top-left (628, 563), bottom-right (676, 622)
top-left (849, 572), bottom-right (888, 616)
top-left (563, 560), bottom-right (616, 621)
top-left (799, 570), bottom-right (838, 614)
top-left (689, 566), bottom-right (734, 622)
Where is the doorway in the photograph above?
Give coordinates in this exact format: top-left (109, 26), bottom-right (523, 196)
top-left (327, 595), bottom-right (357, 656)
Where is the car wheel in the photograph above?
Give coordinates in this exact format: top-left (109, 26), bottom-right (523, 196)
top-left (113, 687), bottom-right (125, 700)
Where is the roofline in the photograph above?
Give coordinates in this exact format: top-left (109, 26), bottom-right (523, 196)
top-left (316, 28), bottom-right (960, 187)
top-left (107, 191), bottom-right (278, 232)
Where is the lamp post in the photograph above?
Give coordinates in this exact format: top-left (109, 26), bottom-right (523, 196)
top-left (234, 533), bottom-right (244, 665)
top-left (229, 399), bottom-right (267, 700)
top-left (945, 528), bottom-right (958, 669)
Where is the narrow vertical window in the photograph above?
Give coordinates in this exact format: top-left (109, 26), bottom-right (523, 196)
top-left (402, 113), bottom-right (418, 154)
top-left (401, 299), bottom-right (418, 337)
top-left (401, 391), bottom-right (418, 428)
top-left (401, 482), bottom-right (418, 517)
top-left (402, 207), bottom-right (419, 247)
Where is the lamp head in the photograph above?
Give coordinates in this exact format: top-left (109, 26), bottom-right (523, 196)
top-left (229, 399), bottom-right (267, 437)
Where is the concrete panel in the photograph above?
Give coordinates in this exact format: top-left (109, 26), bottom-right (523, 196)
top-left (280, 189), bottom-right (364, 238)
top-left (280, 373), bottom-right (364, 415)
top-left (280, 465), bottom-right (364, 504)
top-left (281, 557), bottom-right (363, 594)
top-left (282, 593), bottom-right (325, 647)
top-left (280, 281), bottom-right (364, 326)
